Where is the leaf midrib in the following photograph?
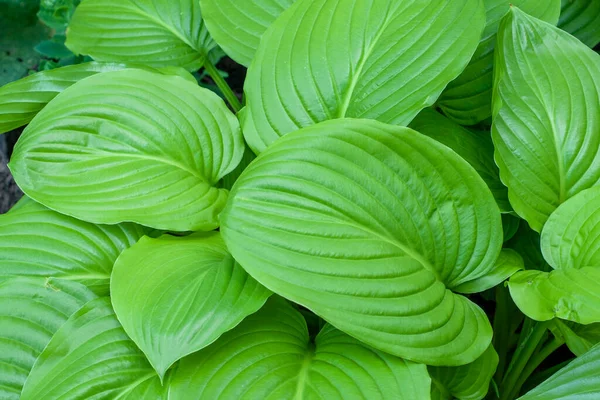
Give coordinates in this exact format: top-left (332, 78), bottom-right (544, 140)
top-left (293, 342), bottom-right (315, 400)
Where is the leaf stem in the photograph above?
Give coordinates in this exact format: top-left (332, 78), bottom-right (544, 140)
top-left (204, 58), bottom-right (242, 112)
top-left (511, 337), bottom-right (564, 398)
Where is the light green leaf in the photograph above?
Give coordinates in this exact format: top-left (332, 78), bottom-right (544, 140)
top-left (243, 0), bottom-right (486, 153)
top-left (437, 0), bottom-right (561, 125)
top-left (9, 69), bottom-right (244, 232)
top-left (200, 0), bottom-right (295, 67)
top-left (454, 249), bottom-right (523, 294)
top-left (20, 297), bottom-right (165, 400)
top-left (66, 0), bottom-right (215, 70)
top-left (559, 0), bottom-right (600, 48)
top-left (0, 197), bottom-right (147, 296)
top-left (519, 343), bottom-right (600, 400)
top-left (551, 320), bottom-right (600, 356)
top-left (221, 119), bottom-right (502, 366)
top-left (410, 108), bottom-right (510, 213)
top-left (492, 7), bottom-right (600, 232)
top-left (111, 232), bottom-right (271, 378)
top-left (0, 277), bottom-right (96, 400)
top-left (170, 296), bottom-right (431, 399)
top-left (430, 345), bottom-right (499, 400)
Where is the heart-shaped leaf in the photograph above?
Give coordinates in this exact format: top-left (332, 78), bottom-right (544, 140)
top-left (558, 0), bottom-right (600, 48)
top-left (200, 0), bottom-right (295, 67)
top-left (66, 0), bottom-right (215, 70)
top-left (20, 297), bottom-right (165, 400)
top-left (170, 296), bottom-right (431, 399)
top-left (9, 69), bottom-right (244, 231)
top-left (492, 7), bottom-right (600, 232)
top-left (0, 197), bottom-right (147, 296)
top-left (437, 0), bottom-right (561, 125)
top-left (111, 232), bottom-right (271, 378)
top-left (242, 0), bottom-right (486, 153)
top-left (221, 118), bottom-right (502, 366)
top-left (0, 277), bottom-right (96, 400)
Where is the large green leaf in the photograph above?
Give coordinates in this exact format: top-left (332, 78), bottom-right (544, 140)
top-left (9, 69), bottom-right (244, 231)
top-left (0, 62), bottom-right (196, 134)
top-left (410, 108), bottom-right (510, 213)
top-left (519, 343), bottom-right (600, 399)
top-left (0, 277), bottom-right (96, 400)
top-left (242, 0), bottom-right (486, 153)
top-left (111, 232), bottom-right (271, 378)
top-left (492, 7), bottom-right (600, 232)
top-left (66, 0), bottom-right (215, 70)
top-left (437, 0), bottom-right (561, 125)
top-left (0, 197), bottom-right (147, 296)
top-left (430, 345), bottom-right (499, 400)
top-left (559, 0), bottom-right (600, 48)
top-left (508, 187), bottom-right (600, 323)
top-left (221, 118), bottom-right (502, 366)
top-left (170, 296), bottom-right (431, 399)
top-left (199, 0), bottom-right (295, 67)
top-left (20, 297), bottom-right (165, 400)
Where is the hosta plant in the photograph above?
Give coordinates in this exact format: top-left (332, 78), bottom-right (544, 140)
top-left (1, 0), bottom-right (600, 399)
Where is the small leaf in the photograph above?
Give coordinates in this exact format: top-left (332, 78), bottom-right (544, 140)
top-left (169, 296), bottom-right (431, 399)
top-left (0, 197), bottom-right (147, 296)
top-left (66, 0), bottom-right (215, 70)
top-left (551, 320), bottom-right (600, 356)
top-left (454, 249), bottom-right (524, 294)
top-left (505, 223), bottom-right (551, 272)
top-left (503, 214), bottom-right (521, 242)
top-left (111, 232), bottom-right (271, 378)
top-left (559, 0), bottom-right (600, 48)
top-left (9, 69), bottom-right (244, 231)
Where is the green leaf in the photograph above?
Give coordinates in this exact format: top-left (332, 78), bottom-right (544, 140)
top-left (111, 232), bottom-right (271, 378)
top-left (0, 197), bottom-right (147, 296)
top-left (508, 187), bottom-right (600, 323)
top-left (430, 345), bottom-right (499, 400)
top-left (221, 119), bottom-right (502, 366)
top-left (20, 297), bottom-right (165, 400)
top-left (9, 69), bottom-right (244, 232)
top-left (410, 108), bottom-right (510, 213)
top-left (502, 214), bottom-right (521, 242)
top-left (437, 0), bottom-right (561, 125)
top-left (0, 277), bottom-right (96, 400)
top-left (551, 320), bottom-right (600, 356)
top-left (492, 7), bottom-right (600, 232)
top-left (200, 0), bottom-right (295, 67)
top-left (505, 223), bottom-right (551, 272)
top-left (170, 296), bottom-right (431, 399)
top-left (519, 343), bottom-right (600, 399)
top-left (0, 61), bottom-right (196, 134)
top-left (66, 0), bottom-right (215, 70)
top-left (243, 0), bottom-right (486, 153)
top-left (454, 249), bottom-right (524, 294)
top-left (559, 0), bottom-right (600, 48)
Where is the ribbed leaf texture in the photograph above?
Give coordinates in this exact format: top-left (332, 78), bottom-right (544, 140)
top-left (558, 0), bottom-right (600, 48)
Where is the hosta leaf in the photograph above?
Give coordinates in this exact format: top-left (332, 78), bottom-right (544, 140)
top-left (410, 108), bottom-right (510, 213)
top-left (508, 187), bottom-right (600, 323)
top-left (200, 0), bottom-right (295, 67)
top-left (0, 197), bottom-right (147, 296)
top-left (551, 320), bottom-right (600, 356)
top-left (430, 345), bottom-right (499, 400)
top-left (492, 7), bottom-right (600, 232)
top-left (20, 297), bottom-right (165, 400)
top-left (170, 296), bottom-right (431, 399)
top-left (502, 214), bottom-right (521, 242)
top-left (9, 69), bottom-right (243, 231)
top-left (559, 0), bottom-right (600, 48)
top-left (66, 0), bottom-right (215, 70)
top-left (243, 0), bottom-right (486, 153)
top-left (437, 0), bottom-right (561, 125)
top-left (221, 119), bottom-right (502, 365)
top-left (506, 223), bottom-right (551, 272)
top-left (519, 343), bottom-right (600, 400)
top-left (111, 232), bottom-right (271, 378)
top-left (0, 277), bottom-right (96, 400)
top-left (454, 249), bottom-right (523, 294)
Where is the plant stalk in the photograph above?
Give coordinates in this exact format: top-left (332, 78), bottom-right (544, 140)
top-left (204, 58), bottom-right (242, 113)
top-left (511, 337), bottom-right (564, 398)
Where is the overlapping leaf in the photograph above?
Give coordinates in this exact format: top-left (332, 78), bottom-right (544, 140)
top-left (0, 197), bottom-right (147, 296)
top-left (9, 69), bottom-right (244, 231)
top-left (551, 320), bottom-right (600, 356)
top-left (454, 249), bottom-right (523, 294)
top-left (169, 297), bottom-right (431, 399)
top-left (222, 119), bottom-right (502, 365)
top-left (199, 0), bottom-right (295, 67)
top-left (437, 0), bottom-right (561, 125)
top-left (66, 0), bottom-right (215, 70)
top-left (492, 7), bottom-right (600, 231)
top-left (111, 232), bottom-right (271, 378)
top-left (558, 0), bottom-right (600, 48)
top-left (243, 0), bottom-right (486, 153)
